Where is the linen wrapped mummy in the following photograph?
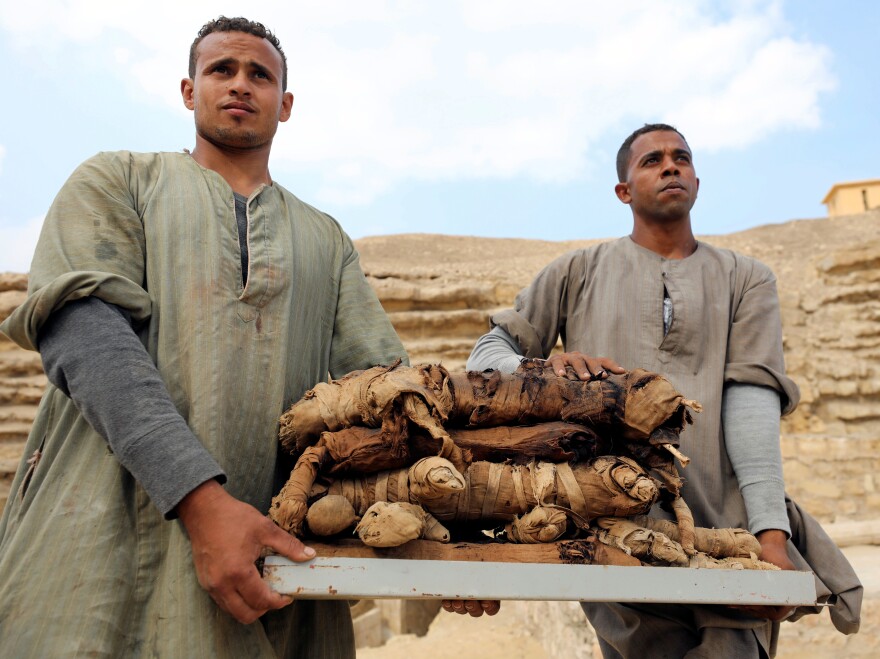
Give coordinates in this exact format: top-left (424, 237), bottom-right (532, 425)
top-left (271, 362), bottom-right (702, 548)
top-left (592, 516), bottom-right (777, 570)
top-left (279, 361), bottom-right (456, 457)
top-left (271, 455), bottom-right (659, 537)
top-left (620, 515), bottom-right (762, 558)
top-left (305, 422), bottom-right (610, 476)
top-left (279, 362), bottom-right (700, 463)
top-left (354, 502), bottom-right (451, 547)
top-left (505, 506), bottom-right (569, 544)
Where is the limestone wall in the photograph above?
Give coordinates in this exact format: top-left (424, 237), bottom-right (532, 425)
top-left (3, 213), bottom-right (880, 524)
top-left (0, 274), bottom-right (42, 513)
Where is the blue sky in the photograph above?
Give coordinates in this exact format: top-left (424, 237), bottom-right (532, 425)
top-left (1, 1), bottom-right (878, 272)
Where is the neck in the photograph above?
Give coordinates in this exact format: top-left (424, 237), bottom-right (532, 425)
top-left (629, 215), bottom-right (697, 259)
top-left (189, 135), bottom-right (273, 197)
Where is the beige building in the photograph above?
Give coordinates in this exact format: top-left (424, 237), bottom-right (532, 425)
top-left (822, 178), bottom-right (880, 217)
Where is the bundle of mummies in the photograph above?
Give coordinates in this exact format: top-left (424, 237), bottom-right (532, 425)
top-left (269, 359), bottom-right (777, 570)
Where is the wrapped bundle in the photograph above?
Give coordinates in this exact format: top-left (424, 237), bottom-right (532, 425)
top-left (305, 495), bottom-right (359, 536)
top-left (313, 421), bottom-right (609, 476)
top-left (593, 516), bottom-right (689, 566)
top-left (622, 515), bottom-right (761, 558)
top-left (270, 363), bottom-right (712, 555)
top-left (279, 363), bottom-right (700, 457)
top-left (279, 361), bottom-right (453, 455)
top-left (272, 455), bottom-right (659, 537)
top-left (446, 364), bottom-right (701, 444)
top-left (407, 456), bottom-right (658, 524)
top-left (593, 517), bottom-right (777, 570)
top-left (504, 506), bottom-right (569, 544)
top-left (270, 445), bottom-right (327, 536)
top-left (354, 502), bottom-right (451, 546)
top-left (448, 422), bottom-right (609, 464)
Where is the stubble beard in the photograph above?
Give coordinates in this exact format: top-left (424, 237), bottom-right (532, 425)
top-left (653, 202), bottom-right (692, 223)
top-left (646, 190), bottom-right (696, 223)
top-left (210, 125), bottom-right (266, 149)
top-left (631, 196), bottom-right (692, 225)
top-left (193, 108), bottom-right (275, 152)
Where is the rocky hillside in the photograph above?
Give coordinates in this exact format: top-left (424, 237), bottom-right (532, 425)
top-left (0, 273), bottom-right (44, 511)
top-left (2, 210), bottom-right (880, 524)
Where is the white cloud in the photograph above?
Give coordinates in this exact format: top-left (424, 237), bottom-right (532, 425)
top-left (0, 0), bottom-right (836, 206)
top-left (0, 215), bottom-right (44, 273)
top-left (670, 38), bottom-right (836, 150)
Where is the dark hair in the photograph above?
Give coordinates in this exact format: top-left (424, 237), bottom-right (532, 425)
top-left (189, 16), bottom-right (288, 91)
top-left (616, 123), bottom-right (688, 182)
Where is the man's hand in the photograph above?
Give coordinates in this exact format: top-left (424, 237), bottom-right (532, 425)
top-left (546, 351), bottom-right (626, 381)
top-left (441, 599), bottom-right (501, 617)
top-left (177, 480), bottom-right (314, 624)
top-left (730, 529), bottom-right (796, 622)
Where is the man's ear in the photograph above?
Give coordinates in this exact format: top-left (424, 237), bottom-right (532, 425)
top-left (615, 182), bottom-right (632, 204)
top-left (279, 91), bottom-right (294, 123)
top-left (181, 79), bottom-right (195, 111)
top-left (695, 177), bottom-right (700, 200)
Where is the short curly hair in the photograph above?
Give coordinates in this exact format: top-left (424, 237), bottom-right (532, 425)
top-left (189, 16), bottom-right (288, 91)
top-left (616, 123), bottom-right (688, 182)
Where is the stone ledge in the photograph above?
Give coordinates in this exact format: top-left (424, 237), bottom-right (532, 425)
top-left (823, 519), bottom-right (880, 547)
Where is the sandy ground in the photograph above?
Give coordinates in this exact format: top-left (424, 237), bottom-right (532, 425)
top-left (357, 604), bottom-right (549, 659)
top-left (357, 545), bottom-right (878, 659)
top-left (841, 545), bottom-right (880, 597)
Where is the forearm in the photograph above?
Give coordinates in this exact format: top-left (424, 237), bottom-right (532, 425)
top-left (466, 326), bottom-right (524, 373)
top-left (38, 297), bottom-right (225, 518)
top-left (722, 382), bottom-right (790, 536)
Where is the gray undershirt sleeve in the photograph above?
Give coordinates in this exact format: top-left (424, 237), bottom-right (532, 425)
top-left (722, 382), bottom-right (791, 536)
top-left (38, 296), bottom-right (226, 519)
top-left (466, 325), bottom-right (524, 373)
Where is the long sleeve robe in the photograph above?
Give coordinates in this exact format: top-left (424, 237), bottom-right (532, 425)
top-left (484, 236), bottom-right (861, 655)
top-left (0, 151), bottom-right (407, 658)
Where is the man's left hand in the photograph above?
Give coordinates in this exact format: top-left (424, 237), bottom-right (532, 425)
top-left (441, 600), bottom-right (501, 617)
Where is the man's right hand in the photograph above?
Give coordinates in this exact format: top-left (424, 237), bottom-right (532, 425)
top-left (546, 351), bottom-right (626, 381)
top-left (177, 480), bottom-right (314, 624)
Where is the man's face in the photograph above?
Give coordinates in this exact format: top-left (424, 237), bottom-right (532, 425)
top-left (615, 130), bottom-right (699, 222)
top-left (181, 31), bottom-right (293, 151)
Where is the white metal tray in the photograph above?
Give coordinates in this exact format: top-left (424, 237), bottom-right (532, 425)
top-left (262, 554), bottom-right (817, 606)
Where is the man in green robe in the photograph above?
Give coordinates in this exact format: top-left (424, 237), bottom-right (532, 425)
top-left (0, 16), bottom-right (406, 658)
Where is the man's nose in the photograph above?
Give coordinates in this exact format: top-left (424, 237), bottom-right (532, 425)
top-left (661, 157), bottom-right (680, 176)
top-left (228, 73), bottom-right (252, 96)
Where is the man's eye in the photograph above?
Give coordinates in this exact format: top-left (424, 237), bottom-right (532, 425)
top-left (213, 66), bottom-right (229, 74)
top-left (254, 71), bottom-right (269, 79)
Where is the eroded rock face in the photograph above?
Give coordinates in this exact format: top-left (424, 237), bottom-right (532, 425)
top-left (0, 274), bottom-right (43, 512)
top-left (2, 210), bottom-right (880, 522)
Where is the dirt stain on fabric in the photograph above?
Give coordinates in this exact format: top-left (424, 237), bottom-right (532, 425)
top-left (96, 240), bottom-right (118, 261)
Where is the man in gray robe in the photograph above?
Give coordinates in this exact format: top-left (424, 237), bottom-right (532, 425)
top-left (466, 124), bottom-right (859, 657)
top-left (0, 16), bottom-right (406, 658)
